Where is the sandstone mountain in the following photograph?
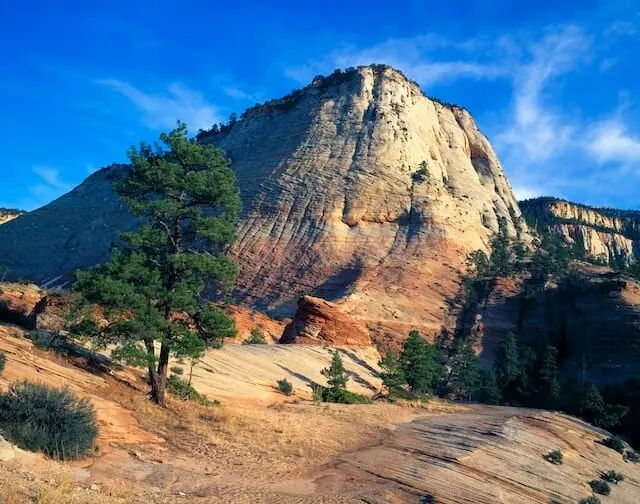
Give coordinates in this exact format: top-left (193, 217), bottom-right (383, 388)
top-left (521, 197), bottom-right (640, 268)
top-left (0, 65), bottom-right (527, 339)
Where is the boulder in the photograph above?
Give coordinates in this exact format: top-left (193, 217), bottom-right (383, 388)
top-left (280, 296), bottom-right (372, 346)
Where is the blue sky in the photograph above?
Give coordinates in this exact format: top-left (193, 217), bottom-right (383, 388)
top-left (1, 0), bottom-right (639, 210)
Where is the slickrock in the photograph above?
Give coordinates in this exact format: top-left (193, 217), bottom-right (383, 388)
top-left (280, 296), bottom-right (372, 346)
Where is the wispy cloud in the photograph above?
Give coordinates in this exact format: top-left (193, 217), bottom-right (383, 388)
top-left (285, 35), bottom-right (505, 89)
top-left (28, 166), bottom-right (73, 210)
top-left (97, 80), bottom-right (220, 131)
top-left (495, 26), bottom-right (590, 163)
top-left (588, 118), bottom-right (640, 164)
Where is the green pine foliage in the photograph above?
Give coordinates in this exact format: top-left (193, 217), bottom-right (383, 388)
top-left (400, 331), bottom-right (440, 395)
top-left (378, 348), bottom-right (407, 398)
top-left (480, 369), bottom-right (502, 405)
top-left (318, 351), bottom-right (372, 404)
top-left (579, 385), bottom-right (628, 429)
top-left (494, 331), bottom-right (520, 394)
top-left (537, 345), bottom-right (561, 406)
top-left (579, 496), bottom-right (601, 504)
top-left (0, 351), bottom-right (5, 373)
top-left (321, 351), bottom-right (349, 401)
top-left (449, 340), bottom-right (481, 401)
top-left (166, 374), bottom-right (213, 406)
top-left (0, 381), bottom-right (98, 460)
top-left (73, 123), bottom-right (241, 406)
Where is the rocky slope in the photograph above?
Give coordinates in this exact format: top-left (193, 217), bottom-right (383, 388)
top-left (0, 65), bottom-right (527, 339)
top-left (0, 208), bottom-right (23, 226)
top-left (521, 197), bottom-right (640, 268)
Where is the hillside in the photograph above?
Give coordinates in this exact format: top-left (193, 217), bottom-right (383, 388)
top-left (521, 197), bottom-right (640, 268)
top-left (0, 65), bottom-right (527, 339)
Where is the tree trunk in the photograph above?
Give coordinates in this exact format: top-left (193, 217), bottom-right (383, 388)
top-left (151, 343), bottom-right (171, 406)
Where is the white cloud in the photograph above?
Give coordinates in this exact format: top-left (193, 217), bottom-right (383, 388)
top-left (588, 119), bottom-right (640, 164)
top-left (495, 26), bottom-right (590, 163)
top-left (32, 166), bottom-right (70, 190)
top-left (284, 35), bottom-right (506, 89)
top-left (97, 79), bottom-right (220, 131)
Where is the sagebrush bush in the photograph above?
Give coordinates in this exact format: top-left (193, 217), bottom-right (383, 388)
top-left (277, 378), bottom-right (293, 396)
top-left (601, 470), bottom-right (624, 484)
top-left (624, 450), bottom-right (640, 463)
top-left (0, 351), bottom-right (5, 373)
top-left (170, 366), bottom-right (184, 376)
top-left (0, 381), bottom-right (98, 460)
top-left (543, 449), bottom-right (563, 465)
top-left (579, 497), bottom-right (601, 504)
top-left (601, 436), bottom-right (625, 454)
top-left (589, 479), bottom-right (611, 495)
top-left (29, 330), bottom-right (69, 354)
top-left (243, 328), bottom-right (267, 345)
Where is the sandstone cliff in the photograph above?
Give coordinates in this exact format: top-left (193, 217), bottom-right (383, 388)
top-left (0, 65), bottom-right (527, 339)
top-left (521, 197), bottom-right (640, 268)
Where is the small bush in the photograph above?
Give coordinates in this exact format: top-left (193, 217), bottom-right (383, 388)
top-left (624, 450), bottom-right (640, 463)
top-left (0, 351), bottom-right (5, 373)
top-left (601, 470), bottom-right (624, 484)
top-left (309, 383), bottom-right (372, 404)
top-left (0, 381), bottom-right (98, 460)
top-left (243, 328), bottom-right (267, 345)
top-left (601, 436), bottom-right (625, 454)
top-left (170, 366), bottom-right (184, 376)
top-left (579, 497), bottom-right (601, 504)
top-left (166, 375), bottom-right (212, 406)
top-left (276, 378), bottom-right (293, 396)
top-left (543, 450), bottom-right (563, 465)
top-left (589, 480), bottom-right (611, 496)
top-left (29, 330), bottom-right (69, 354)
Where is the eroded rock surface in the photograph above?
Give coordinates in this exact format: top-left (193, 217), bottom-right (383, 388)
top-left (280, 296), bottom-right (372, 346)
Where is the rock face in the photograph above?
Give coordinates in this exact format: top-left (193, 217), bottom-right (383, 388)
top-left (476, 264), bottom-right (640, 384)
top-left (223, 304), bottom-right (289, 344)
top-left (521, 197), bottom-right (640, 268)
top-left (0, 65), bottom-right (527, 338)
top-left (0, 208), bottom-right (24, 226)
top-left (0, 282), bottom-right (44, 329)
top-left (280, 296), bottom-right (372, 346)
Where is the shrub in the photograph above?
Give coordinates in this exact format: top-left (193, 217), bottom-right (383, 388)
top-left (277, 378), bottom-right (293, 396)
top-left (589, 479), bottom-right (611, 496)
top-left (601, 436), bottom-right (625, 453)
top-left (624, 450), bottom-right (640, 463)
top-left (243, 328), bottom-right (267, 345)
top-left (543, 449), bottom-right (563, 465)
top-left (0, 381), bottom-right (98, 460)
top-left (29, 330), bottom-right (70, 354)
top-left (308, 382), bottom-right (372, 404)
top-left (170, 366), bottom-right (184, 376)
top-left (0, 351), bottom-right (5, 373)
top-left (166, 375), bottom-right (212, 406)
top-left (601, 470), bottom-right (624, 484)
top-left (579, 497), bottom-right (601, 504)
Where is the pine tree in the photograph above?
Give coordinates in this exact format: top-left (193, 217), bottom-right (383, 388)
top-left (538, 345), bottom-right (561, 406)
top-left (321, 351), bottom-right (348, 401)
top-left (73, 123), bottom-right (241, 406)
top-left (490, 221), bottom-right (513, 277)
top-left (400, 330), bottom-right (438, 394)
top-left (480, 369), bottom-right (502, 405)
top-left (378, 349), bottom-right (406, 398)
top-left (495, 331), bottom-right (521, 398)
top-left (449, 340), bottom-right (481, 401)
